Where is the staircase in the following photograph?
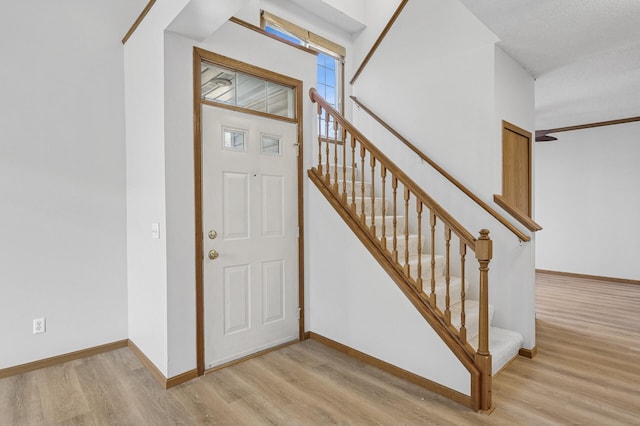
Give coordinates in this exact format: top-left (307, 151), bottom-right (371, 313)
top-left (309, 88), bottom-right (524, 411)
top-left (329, 163), bottom-right (523, 372)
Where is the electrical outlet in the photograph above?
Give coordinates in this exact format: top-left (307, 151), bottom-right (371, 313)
top-left (33, 317), bottom-right (46, 334)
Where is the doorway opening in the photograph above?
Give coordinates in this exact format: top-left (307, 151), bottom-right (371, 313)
top-left (193, 48), bottom-right (305, 375)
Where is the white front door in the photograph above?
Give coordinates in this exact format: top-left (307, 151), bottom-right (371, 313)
top-left (202, 105), bottom-right (299, 369)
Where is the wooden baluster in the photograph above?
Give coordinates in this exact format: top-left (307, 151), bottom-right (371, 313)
top-left (324, 112), bottom-right (330, 183)
top-left (459, 241), bottom-right (467, 345)
top-left (360, 144), bottom-right (366, 224)
top-left (317, 104), bottom-right (323, 174)
top-left (333, 119), bottom-right (339, 191)
top-left (444, 226), bottom-right (452, 324)
top-left (404, 187), bottom-right (410, 276)
top-left (475, 229), bottom-right (493, 411)
top-left (416, 201), bottom-right (423, 292)
top-left (342, 128), bottom-right (347, 202)
top-left (392, 177), bottom-right (398, 263)
top-left (381, 166), bottom-right (387, 250)
top-left (370, 156), bottom-right (376, 237)
top-left (350, 135), bottom-right (357, 211)
top-left (429, 211), bottom-right (437, 307)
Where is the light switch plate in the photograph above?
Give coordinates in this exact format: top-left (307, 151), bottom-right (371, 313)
top-left (151, 223), bottom-right (160, 239)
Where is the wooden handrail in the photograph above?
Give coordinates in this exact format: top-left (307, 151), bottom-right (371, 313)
top-left (493, 195), bottom-right (542, 232)
top-left (122, 0), bottom-right (157, 44)
top-left (349, 0), bottom-right (409, 85)
top-left (350, 95), bottom-right (532, 242)
top-left (538, 115), bottom-right (640, 137)
top-left (310, 87), bottom-right (492, 411)
top-left (314, 89), bottom-right (476, 248)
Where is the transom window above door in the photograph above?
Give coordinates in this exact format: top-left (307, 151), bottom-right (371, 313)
top-left (201, 61), bottom-right (295, 119)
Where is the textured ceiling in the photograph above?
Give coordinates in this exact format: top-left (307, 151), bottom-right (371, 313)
top-left (459, 0), bottom-right (640, 129)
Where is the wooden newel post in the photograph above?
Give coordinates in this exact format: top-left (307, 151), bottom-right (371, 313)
top-left (475, 228), bottom-right (492, 411)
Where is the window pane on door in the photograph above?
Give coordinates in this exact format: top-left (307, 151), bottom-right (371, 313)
top-left (261, 134), bottom-right (281, 155)
top-left (223, 128), bottom-right (247, 151)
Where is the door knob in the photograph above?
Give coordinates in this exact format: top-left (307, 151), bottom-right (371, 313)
top-left (208, 249), bottom-right (219, 260)
top-left (208, 230), bottom-right (218, 239)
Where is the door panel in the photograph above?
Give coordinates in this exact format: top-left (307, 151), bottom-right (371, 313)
top-left (262, 259), bottom-right (285, 324)
top-left (262, 175), bottom-right (285, 237)
top-left (223, 172), bottom-right (250, 239)
top-left (502, 122), bottom-right (532, 216)
top-left (224, 264), bottom-right (250, 335)
top-left (202, 105), bottom-right (298, 369)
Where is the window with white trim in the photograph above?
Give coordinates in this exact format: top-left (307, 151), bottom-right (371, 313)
top-left (261, 11), bottom-right (344, 121)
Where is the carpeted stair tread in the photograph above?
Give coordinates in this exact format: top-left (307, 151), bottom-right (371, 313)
top-left (422, 275), bottom-right (468, 310)
top-left (407, 254), bottom-right (445, 279)
top-left (326, 164), bottom-right (358, 181)
top-left (348, 197), bottom-right (393, 216)
top-left (468, 327), bottom-right (524, 374)
top-left (339, 180), bottom-right (371, 196)
top-left (373, 215), bottom-right (406, 236)
top-left (350, 197), bottom-right (390, 216)
top-left (392, 234), bottom-right (430, 259)
top-left (448, 300), bottom-right (495, 342)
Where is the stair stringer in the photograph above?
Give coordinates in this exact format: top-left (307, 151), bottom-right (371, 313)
top-left (309, 170), bottom-right (481, 409)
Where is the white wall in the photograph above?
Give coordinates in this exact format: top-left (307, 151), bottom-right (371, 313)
top-left (492, 47), bottom-right (536, 347)
top-left (348, 0), bottom-right (537, 348)
top-left (0, 0), bottom-right (146, 368)
top-left (350, 0), bottom-right (404, 81)
top-left (163, 32), bottom-right (197, 378)
top-left (124, 0), bottom-right (193, 377)
top-left (535, 122), bottom-right (640, 281)
top-left (308, 189), bottom-right (471, 395)
top-left (321, 0), bottom-right (365, 24)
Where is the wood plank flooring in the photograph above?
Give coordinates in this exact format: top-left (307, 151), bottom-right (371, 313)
top-left (1, 272), bottom-right (639, 425)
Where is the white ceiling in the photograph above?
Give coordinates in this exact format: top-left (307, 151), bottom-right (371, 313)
top-left (458, 0), bottom-right (640, 129)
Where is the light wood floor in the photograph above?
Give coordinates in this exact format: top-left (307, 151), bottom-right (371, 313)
top-left (1, 272), bottom-right (639, 425)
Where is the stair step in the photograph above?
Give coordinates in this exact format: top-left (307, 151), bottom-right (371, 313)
top-left (339, 180), bottom-right (371, 197)
top-left (372, 215), bottom-right (405, 236)
top-left (391, 234), bottom-right (423, 259)
top-left (469, 327), bottom-right (524, 374)
top-left (352, 197), bottom-right (390, 216)
top-left (448, 300), bottom-right (495, 343)
top-left (408, 254), bottom-right (445, 279)
top-left (325, 164), bottom-right (359, 181)
top-left (424, 275), bottom-right (468, 311)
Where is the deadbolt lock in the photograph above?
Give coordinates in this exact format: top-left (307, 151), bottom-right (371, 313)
top-left (208, 249), bottom-right (219, 260)
top-left (208, 230), bottom-right (218, 239)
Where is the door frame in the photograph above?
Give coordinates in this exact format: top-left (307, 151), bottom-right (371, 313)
top-left (193, 47), bottom-right (305, 376)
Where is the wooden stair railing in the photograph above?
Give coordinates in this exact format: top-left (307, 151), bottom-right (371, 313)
top-left (350, 95), bottom-right (536, 242)
top-left (309, 88), bottom-right (492, 411)
top-left (350, 0), bottom-right (409, 85)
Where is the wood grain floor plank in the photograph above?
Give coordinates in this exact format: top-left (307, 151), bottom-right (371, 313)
top-left (251, 346), bottom-right (400, 425)
top-left (36, 362), bottom-right (90, 424)
top-left (75, 352), bottom-right (147, 425)
top-left (171, 376), bottom-right (245, 425)
top-left (118, 364), bottom-right (192, 425)
top-left (1, 271), bottom-right (638, 424)
top-left (0, 373), bottom-right (46, 425)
